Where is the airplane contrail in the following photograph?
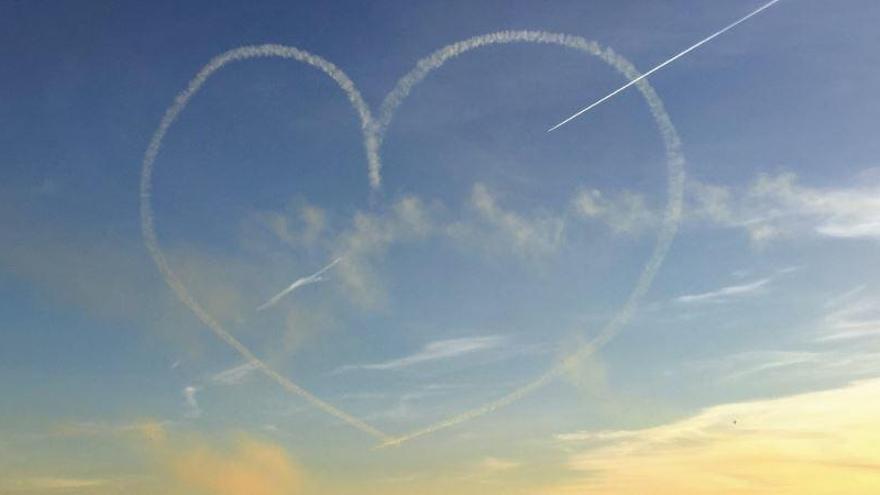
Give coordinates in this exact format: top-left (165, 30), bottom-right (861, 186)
top-left (547, 0), bottom-right (784, 133)
top-left (256, 257), bottom-right (342, 311)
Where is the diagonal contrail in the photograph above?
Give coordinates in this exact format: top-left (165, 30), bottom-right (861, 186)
top-left (547, 0), bottom-right (784, 133)
top-left (257, 257), bottom-right (342, 311)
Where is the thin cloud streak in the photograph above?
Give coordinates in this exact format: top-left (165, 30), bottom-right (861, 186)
top-left (676, 277), bottom-right (771, 304)
top-left (256, 257), bottom-right (341, 311)
top-left (336, 336), bottom-right (506, 373)
top-left (183, 386), bottom-right (201, 418)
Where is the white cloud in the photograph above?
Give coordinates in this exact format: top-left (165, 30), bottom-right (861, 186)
top-left (571, 188), bottom-right (656, 235)
top-left (675, 277), bottom-right (772, 304)
top-left (816, 289), bottom-right (880, 342)
top-left (183, 386), bottom-right (201, 418)
top-left (1, 477), bottom-right (112, 491)
top-left (687, 350), bottom-right (821, 383)
top-left (453, 183), bottom-right (564, 258)
top-left (336, 335), bottom-right (506, 372)
top-left (333, 195), bottom-right (435, 308)
top-left (248, 201), bottom-right (328, 249)
top-left (210, 361), bottom-right (260, 386)
top-left (688, 171), bottom-right (880, 244)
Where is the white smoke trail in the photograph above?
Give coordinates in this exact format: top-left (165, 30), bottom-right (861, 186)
top-left (142, 34), bottom-right (685, 448)
top-left (547, 0), bottom-right (783, 132)
top-left (256, 257), bottom-right (342, 311)
top-left (140, 45), bottom-right (390, 442)
top-left (372, 31), bottom-right (685, 447)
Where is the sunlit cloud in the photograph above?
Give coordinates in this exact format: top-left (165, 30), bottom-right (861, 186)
top-left (0, 477), bottom-right (113, 492)
top-left (51, 419), bottom-right (170, 440)
top-left (133, 424), bottom-right (305, 495)
top-left (817, 290), bottom-right (880, 342)
top-left (451, 183), bottom-right (564, 258)
top-left (548, 378), bottom-right (880, 494)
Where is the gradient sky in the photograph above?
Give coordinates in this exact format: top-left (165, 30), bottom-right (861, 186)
top-left (3, 0), bottom-right (880, 493)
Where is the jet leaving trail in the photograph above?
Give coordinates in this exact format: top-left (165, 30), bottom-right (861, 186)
top-left (257, 257), bottom-right (342, 311)
top-left (547, 0), bottom-right (784, 133)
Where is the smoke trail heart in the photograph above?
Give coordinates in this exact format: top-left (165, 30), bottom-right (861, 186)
top-left (374, 31), bottom-right (684, 446)
top-left (140, 31), bottom-right (685, 448)
top-left (140, 45), bottom-right (389, 442)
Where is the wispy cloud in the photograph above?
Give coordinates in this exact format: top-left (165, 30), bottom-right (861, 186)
top-left (50, 419), bottom-right (169, 439)
top-left (689, 171), bottom-right (880, 244)
top-left (210, 361), bottom-right (260, 385)
top-left (686, 350), bottom-right (821, 383)
top-left (183, 386), bottom-right (201, 419)
top-left (451, 183), bottom-right (564, 258)
top-left (135, 425), bottom-right (305, 495)
top-left (335, 336), bottom-right (506, 373)
top-left (0, 477), bottom-right (113, 491)
top-left (816, 288), bottom-right (880, 342)
top-left (675, 277), bottom-right (772, 304)
top-left (570, 188), bottom-right (656, 235)
top-left (548, 378), bottom-right (880, 495)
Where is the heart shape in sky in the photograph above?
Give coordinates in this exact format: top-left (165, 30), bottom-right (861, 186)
top-left (140, 30), bottom-right (685, 447)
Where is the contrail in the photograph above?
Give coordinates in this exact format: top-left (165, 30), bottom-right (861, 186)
top-left (547, 0), bottom-right (783, 132)
top-left (256, 257), bottom-right (342, 311)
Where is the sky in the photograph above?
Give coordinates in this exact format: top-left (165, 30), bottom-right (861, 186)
top-left (2, 0), bottom-right (880, 493)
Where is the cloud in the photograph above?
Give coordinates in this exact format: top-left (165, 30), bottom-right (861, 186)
top-left (336, 336), bottom-right (506, 372)
top-left (548, 378), bottom-right (880, 495)
top-left (688, 171), bottom-right (880, 244)
top-left (243, 201), bottom-right (329, 253)
top-left (688, 350), bottom-right (822, 383)
top-left (675, 277), bottom-right (772, 304)
top-left (451, 183), bottom-right (564, 258)
top-left (477, 457), bottom-right (521, 473)
top-left (332, 195), bottom-right (435, 308)
top-left (0, 477), bottom-right (113, 492)
top-left (571, 188), bottom-right (656, 235)
top-left (50, 420), bottom-right (169, 441)
top-left (131, 423), bottom-right (305, 495)
top-left (816, 288), bottom-right (880, 342)
top-left (183, 386), bottom-right (201, 419)
top-left (210, 362), bottom-right (260, 386)
top-left (164, 436), bottom-right (304, 495)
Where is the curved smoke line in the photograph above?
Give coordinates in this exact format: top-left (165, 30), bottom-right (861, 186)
top-left (141, 33), bottom-right (685, 448)
top-left (140, 45), bottom-right (389, 442)
top-left (374, 31), bottom-right (685, 447)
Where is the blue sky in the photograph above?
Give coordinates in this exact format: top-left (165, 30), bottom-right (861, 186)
top-left (2, 1), bottom-right (880, 493)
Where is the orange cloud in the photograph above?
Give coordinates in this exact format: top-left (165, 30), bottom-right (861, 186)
top-left (137, 425), bottom-right (303, 495)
